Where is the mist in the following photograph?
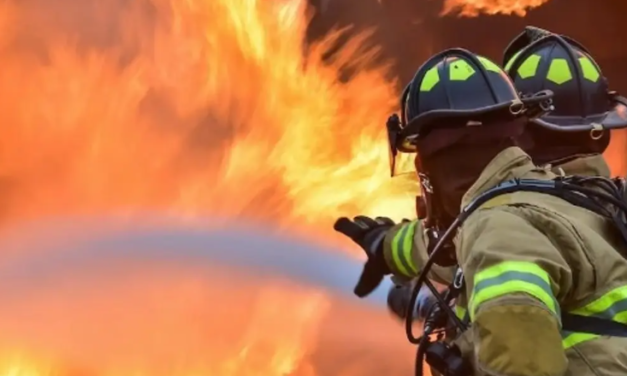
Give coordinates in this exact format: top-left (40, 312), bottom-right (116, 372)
top-left (0, 218), bottom-right (412, 375)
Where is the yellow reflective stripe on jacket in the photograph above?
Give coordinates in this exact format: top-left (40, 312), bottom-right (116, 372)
top-left (390, 221), bottom-right (419, 277)
top-left (469, 261), bottom-right (559, 321)
top-left (562, 332), bottom-right (598, 349)
top-left (562, 285), bottom-right (627, 349)
top-left (454, 305), bottom-right (470, 323)
top-left (455, 305), bottom-right (466, 320)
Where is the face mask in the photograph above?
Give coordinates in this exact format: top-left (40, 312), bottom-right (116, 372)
top-left (417, 136), bottom-right (519, 220)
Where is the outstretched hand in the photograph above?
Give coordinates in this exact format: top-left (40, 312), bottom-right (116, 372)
top-left (333, 216), bottom-right (395, 297)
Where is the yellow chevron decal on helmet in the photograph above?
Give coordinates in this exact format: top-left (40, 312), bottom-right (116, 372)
top-left (393, 48), bottom-right (525, 148)
top-left (546, 58), bottom-right (572, 85)
top-left (420, 66), bottom-right (440, 92)
top-left (449, 58), bottom-right (475, 81)
top-left (578, 57), bottom-right (600, 82)
top-left (512, 54), bottom-right (599, 85)
top-left (503, 31), bottom-right (627, 133)
top-left (447, 56), bottom-right (500, 81)
top-left (388, 48), bottom-right (533, 175)
top-left (504, 50), bottom-right (522, 71)
top-left (517, 54), bottom-right (541, 79)
top-left (420, 54), bottom-right (501, 91)
top-left (478, 56), bottom-right (501, 72)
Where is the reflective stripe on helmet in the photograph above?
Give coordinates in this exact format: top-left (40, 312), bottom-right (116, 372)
top-left (515, 54), bottom-right (601, 84)
top-left (478, 56), bottom-right (501, 72)
top-left (504, 50), bottom-right (523, 71)
top-left (420, 55), bottom-right (508, 92)
top-left (420, 66), bottom-right (439, 92)
top-left (450, 59), bottom-right (476, 81)
top-left (578, 57), bottom-right (600, 82)
top-left (547, 58), bottom-right (572, 84)
top-left (517, 54), bottom-right (541, 78)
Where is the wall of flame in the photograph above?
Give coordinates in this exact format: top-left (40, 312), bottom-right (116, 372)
top-left (0, 0), bottom-right (625, 375)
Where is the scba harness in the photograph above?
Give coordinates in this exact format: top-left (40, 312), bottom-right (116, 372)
top-left (409, 175), bottom-right (627, 376)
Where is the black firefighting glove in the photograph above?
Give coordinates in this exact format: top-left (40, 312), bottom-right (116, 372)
top-left (334, 216), bottom-right (395, 298)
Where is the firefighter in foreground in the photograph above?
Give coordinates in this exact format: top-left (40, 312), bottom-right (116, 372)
top-left (335, 49), bottom-right (627, 375)
top-left (503, 26), bottom-right (627, 177)
top-left (391, 27), bottom-right (627, 323)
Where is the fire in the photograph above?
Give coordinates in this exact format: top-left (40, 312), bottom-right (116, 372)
top-left (0, 0), bottom-right (417, 229)
top-left (0, 268), bottom-right (338, 376)
top-left (1, 0), bottom-right (621, 374)
top-left (0, 0), bottom-right (417, 374)
top-left (440, 0), bottom-right (551, 16)
top-left (222, 287), bottom-right (329, 375)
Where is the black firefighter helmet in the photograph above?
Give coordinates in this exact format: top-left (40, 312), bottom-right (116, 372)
top-left (386, 49), bottom-right (553, 267)
top-left (387, 48), bottom-right (552, 176)
top-left (502, 27), bottom-right (627, 161)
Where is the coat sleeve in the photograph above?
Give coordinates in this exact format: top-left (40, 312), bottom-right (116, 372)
top-left (458, 206), bottom-right (571, 376)
top-left (382, 219), bottom-right (454, 285)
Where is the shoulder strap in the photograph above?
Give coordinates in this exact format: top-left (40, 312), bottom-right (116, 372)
top-left (464, 179), bottom-right (558, 214)
top-left (562, 313), bottom-right (627, 337)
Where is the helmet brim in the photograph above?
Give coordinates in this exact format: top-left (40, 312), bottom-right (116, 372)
top-left (402, 101), bottom-right (516, 138)
top-left (399, 90), bottom-right (553, 142)
top-left (531, 95), bottom-right (627, 132)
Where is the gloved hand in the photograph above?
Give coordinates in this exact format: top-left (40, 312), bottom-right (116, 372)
top-left (334, 216), bottom-right (395, 297)
top-left (387, 282), bottom-right (437, 320)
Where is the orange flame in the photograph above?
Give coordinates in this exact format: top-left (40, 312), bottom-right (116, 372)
top-left (0, 0), bottom-right (418, 229)
top-left (0, 0), bottom-right (417, 373)
top-left (2, 0), bottom-right (623, 374)
top-left (440, 0), bottom-right (551, 16)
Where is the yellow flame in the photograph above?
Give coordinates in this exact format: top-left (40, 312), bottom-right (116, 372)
top-left (440, 0), bottom-right (551, 16)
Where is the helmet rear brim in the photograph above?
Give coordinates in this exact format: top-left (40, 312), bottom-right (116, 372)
top-left (531, 95), bottom-right (627, 132)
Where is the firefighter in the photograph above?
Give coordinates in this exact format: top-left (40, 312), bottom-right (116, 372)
top-left (503, 26), bottom-right (627, 177)
top-left (335, 49), bottom-right (627, 375)
top-left (393, 27), bottom-right (627, 323)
